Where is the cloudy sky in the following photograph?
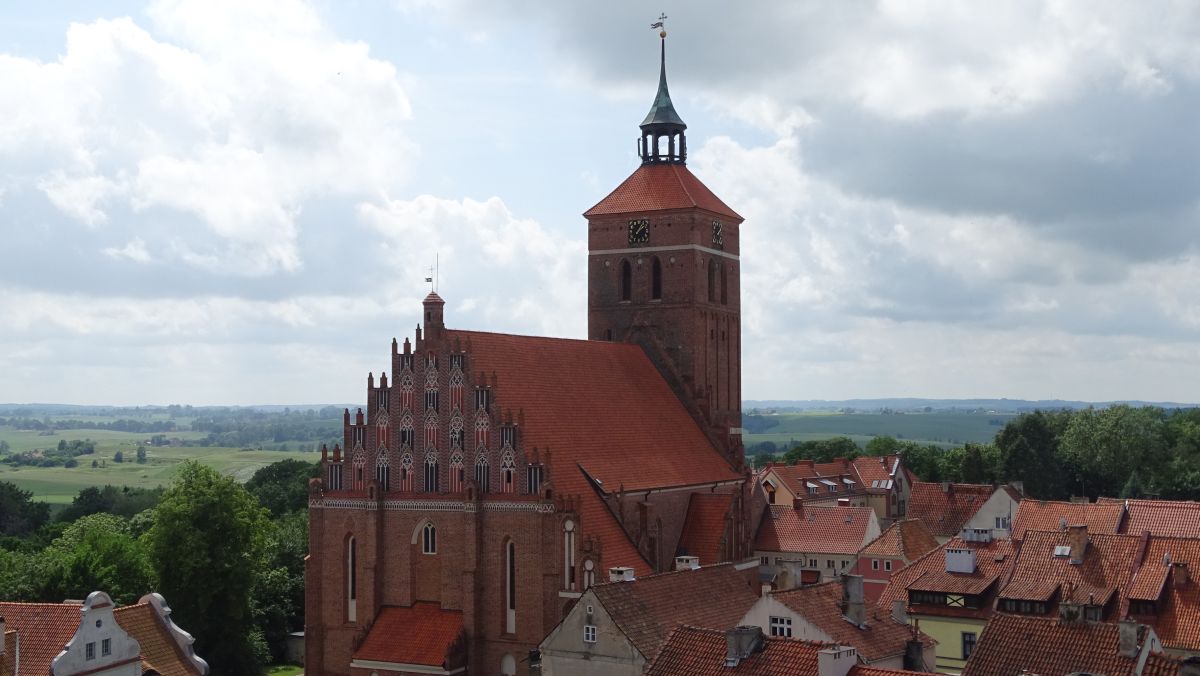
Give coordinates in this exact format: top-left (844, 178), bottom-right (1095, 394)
top-left (1, 0), bottom-right (1198, 405)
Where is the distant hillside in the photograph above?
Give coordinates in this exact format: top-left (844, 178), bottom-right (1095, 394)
top-left (744, 398), bottom-right (1197, 413)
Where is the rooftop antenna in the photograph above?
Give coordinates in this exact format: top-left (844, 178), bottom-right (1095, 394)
top-left (424, 254), bottom-right (439, 293)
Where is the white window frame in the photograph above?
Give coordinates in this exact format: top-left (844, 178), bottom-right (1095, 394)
top-left (885, 560), bottom-right (893, 572)
top-left (584, 625), bottom-right (597, 643)
top-left (769, 616), bottom-right (793, 638)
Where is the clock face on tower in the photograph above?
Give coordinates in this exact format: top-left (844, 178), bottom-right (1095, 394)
top-left (711, 220), bottom-right (724, 249)
top-left (628, 219), bottom-right (650, 245)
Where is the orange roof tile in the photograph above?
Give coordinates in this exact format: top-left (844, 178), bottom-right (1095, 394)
top-left (590, 562), bottom-right (761, 662)
top-left (772, 581), bottom-right (935, 661)
top-left (860, 519), bottom-right (940, 562)
top-left (1139, 537), bottom-right (1200, 652)
top-left (677, 493), bottom-right (735, 565)
top-left (848, 667), bottom-right (929, 676)
top-left (354, 603), bottom-right (464, 667)
top-left (1010, 500), bottom-right (1126, 540)
top-left (0, 601), bottom-right (81, 676)
top-left (907, 482), bottom-right (996, 537)
top-left (1098, 498), bottom-right (1200, 537)
top-left (455, 329), bottom-right (745, 574)
top-left (113, 600), bottom-right (206, 676)
top-left (961, 614), bottom-right (1181, 676)
top-left (876, 537), bottom-right (1016, 619)
top-left (584, 163), bottom-right (742, 220)
top-left (998, 531), bottom-right (1144, 615)
top-left (645, 625), bottom-right (826, 676)
top-left (851, 455), bottom-right (904, 493)
top-left (756, 504), bottom-right (877, 555)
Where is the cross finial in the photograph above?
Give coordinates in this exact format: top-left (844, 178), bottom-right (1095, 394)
top-left (651, 13), bottom-right (667, 37)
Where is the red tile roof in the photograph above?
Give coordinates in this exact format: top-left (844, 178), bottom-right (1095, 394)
top-left (678, 493), bottom-right (735, 565)
top-left (876, 537), bottom-right (1017, 619)
top-left (354, 603), bottom-right (464, 667)
top-left (848, 667), bottom-right (929, 676)
top-left (456, 329), bottom-right (745, 574)
top-left (645, 625), bottom-right (828, 676)
top-left (584, 163), bottom-right (742, 220)
top-left (860, 519), bottom-right (940, 563)
top-left (2, 630), bottom-right (15, 676)
top-left (756, 504), bottom-right (878, 555)
top-left (764, 463), bottom-right (868, 501)
top-left (1010, 500), bottom-right (1126, 540)
top-left (590, 562), bottom-right (761, 662)
top-left (0, 601), bottom-right (81, 676)
top-left (851, 455), bottom-right (904, 494)
top-left (1138, 537), bottom-right (1200, 652)
top-left (114, 600), bottom-right (206, 676)
top-left (907, 482), bottom-right (997, 538)
top-left (771, 581), bottom-right (935, 662)
top-left (1098, 497), bottom-right (1200, 538)
top-left (998, 531), bottom-right (1143, 614)
top-left (961, 613), bottom-right (1181, 676)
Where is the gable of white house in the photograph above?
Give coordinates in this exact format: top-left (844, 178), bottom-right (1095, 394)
top-left (538, 589), bottom-right (643, 676)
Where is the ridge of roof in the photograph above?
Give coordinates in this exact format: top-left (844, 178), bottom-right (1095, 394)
top-left (583, 163), bottom-right (742, 220)
top-left (771, 581), bottom-right (936, 660)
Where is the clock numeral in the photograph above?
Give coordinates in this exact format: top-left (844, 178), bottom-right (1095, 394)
top-left (711, 220), bottom-right (724, 249)
top-left (627, 218), bottom-right (650, 245)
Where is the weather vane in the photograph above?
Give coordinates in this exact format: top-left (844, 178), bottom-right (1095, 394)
top-left (651, 12), bottom-right (667, 37)
top-left (424, 255), bottom-right (439, 292)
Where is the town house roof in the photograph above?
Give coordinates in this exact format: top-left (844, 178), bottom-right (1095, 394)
top-left (645, 625), bottom-right (827, 676)
top-left (756, 504), bottom-right (877, 555)
top-left (677, 493), bottom-right (736, 565)
top-left (906, 482), bottom-right (999, 538)
top-left (876, 537), bottom-right (1017, 620)
top-left (860, 519), bottom-right (940, 562)
top-left (1098, 497), bottom-right (1200, 538)
top-left (589, 562), bottom-right (761, 663)
top-left (1010, 500), bottom-right (1126, 540)
top-left (354, 603), bottom-right (465, 669)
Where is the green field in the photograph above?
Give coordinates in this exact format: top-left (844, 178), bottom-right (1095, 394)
top-left (743, 411), bottom-right (1015, 451)
top-left (0, 427), bottom-right (315, 503)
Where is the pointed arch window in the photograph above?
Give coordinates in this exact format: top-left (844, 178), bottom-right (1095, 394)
top-left (377, 421), bottom-right (390, 449)
top-left (500, 451), bottom-right (516, 494)
top-left (449, 415), bottom-right (464, 450)
top-left (450, 371), bottom-right (464, 412)
top-left (376, 451), bottom-right (390, 490)
top-left (347, 536), bottom-right (357, 622)
top-left (620, 260), bottom-right (632, 302)
top-left (449, 452), bottom-right (465, 493)
top-left (708, 258), bottom-right (718, 302)
top-left (424, 415), bottom-right (439, 450)
top-left (721, 263), bottom-right (728, 305)
top-left (651, 256), bottom-right (663, 300)
top-left (505, 539), bottom-right (517, 633)
top-left (399, 374), bottom-right (414, 411)
top-left (399, 453), bottom-right (414, 491)
top-left (352, 451), bottom-right (366, 491)
top-left (328, 463), bottom-right (343, 491)
top-left (422, 522), bottom-right (437, 554)
top-left (475, 415), bottom-right (490, 450)
top-left (399, 413), bottom-right (414, 448)
top-left (475, 454), bottom-right (491, 492)
top-left (563, 520), bottom-right (577, 590)
top-left (424, 453), bottom-right (439, 492)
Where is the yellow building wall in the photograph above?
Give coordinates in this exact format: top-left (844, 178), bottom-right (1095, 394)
top-left (912, 614), bottom-right (987, 674)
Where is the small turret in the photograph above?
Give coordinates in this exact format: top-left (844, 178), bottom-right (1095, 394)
top-left (356, 408), bottom-right (365, 426)
top-left (638, 27), bottom-right (687, 164)
top-left (423, 292), bottom-right (446, 341)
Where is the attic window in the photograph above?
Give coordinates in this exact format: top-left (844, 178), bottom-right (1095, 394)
top-left (1054, 545), bottom-right (1072, 558)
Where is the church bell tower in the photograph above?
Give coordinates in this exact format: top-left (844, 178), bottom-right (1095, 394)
top-left (584, 26), bottom-right (744, 465)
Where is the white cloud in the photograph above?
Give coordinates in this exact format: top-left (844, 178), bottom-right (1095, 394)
top-left (102, 237), bottom-right (151, 263)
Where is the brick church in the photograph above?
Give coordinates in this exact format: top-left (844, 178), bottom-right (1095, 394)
top-left (305, 31), bottom-right (761, 676)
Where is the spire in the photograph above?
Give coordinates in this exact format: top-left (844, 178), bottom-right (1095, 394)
top-left (638, 17), bottom-right (687, 164)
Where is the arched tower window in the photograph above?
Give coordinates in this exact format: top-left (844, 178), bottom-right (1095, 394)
top-left (708, 258), bottom-right (718, 302)
top-left (424, 453), bottom-right (439, 492)
top-left (501, 654), bottom-right (517, 676)
top-left (505, 539), bottom-right (517, 634)
top-left (346, 536), bottom-right (357, 622)
top-left (620, 260), bottom-right (632, 302)
top-left (475, 454), bottom-right (490, 492)
top-left (421, 522), bottom-right (436, 554)
top-left (721, 263), bottom-right (728, 305)
top-left (651, 256), bottom-right (663, 300)
top-left (563, 520), bottom-right (577, 590)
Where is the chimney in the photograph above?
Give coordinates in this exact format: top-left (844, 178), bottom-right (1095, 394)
top-left (724, 626), bottom-right (763, 667)
top-left (608, 567), bottom-right (635, 583)
top-left (945, 546), bottom-right (977, 574)
top-left (903, 640), bottom-right (925, 671)
top-left (793, 497), bottom-right (805, 519)
top-left (941, 481), bottom-right (952, 494)
top-left (1118, 619), bottom-right (1139, 658)
top-left (1175, 562), bottom-right (1191, 588)
top-left (842, 574), bottom-right (865, 627)
top-left (817, 646), bottom-right (857, 676)
top-left (674, 556), bottom-right (700, 571)
top-left (1067, 524), bottom-right (1088, 564)
top-left (1059, 517), bottom-right (1068, 531)
top-left (891, 599), bottom-right (908, 624)
top-left (761, 583), bottom-right (773, 597)
top-left (1181, 656), bottom-right (1200, 676)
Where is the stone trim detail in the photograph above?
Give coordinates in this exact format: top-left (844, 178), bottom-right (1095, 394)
top-left (311, 498), bottom-right (556, 514)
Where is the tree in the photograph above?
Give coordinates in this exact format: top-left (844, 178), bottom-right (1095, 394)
top-left (149, 462), bottom-right (270, 675)
top-left (1059, 406), bottom-right (1168, 498)
top-left (136, 446), bottom-right (147, 464)
top-left (113, 450), bottom-right (124, 463)
top-left (0, 439), bottom-right (10, 454)
top-left (1120, 471), bottom-right (1145, 499)
top-left (897, 441), bottom-right (944, 482)
top-left (40, 513), bottom-right (153, 605)
top-left (244, 458), bottom-right (319, 517)
top-left (865, 436), bottom-right (901, 456)
top-left (782, 436), bottom-right (860, 465)
top-left (959, 443), bottom-right (998, 484)
top-left (994, 411), bottom-right (1070, 499)
top-left (0, 480), bottom-right (51, 536)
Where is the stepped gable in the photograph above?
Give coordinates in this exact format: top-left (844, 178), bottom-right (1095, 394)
top-left (590, 562), bottom-right (761, 664)
top-left (584, 163), bottom-right (741, 220)
top-left (876, 537), bottom-right (1017, 619)
top-left (771, 580), bottom-right (936, 662)
top-left (860, 519), bottom-right (940, 562)
top-left (1010, 500), bottom-right (1126, 540)
top-left (354, 603), bottom-right (465, 669)
top-left (113, 597), bottom-right (207, 676)
top-left (645, 625), bottom-right (827, 676)
top-left (907, 482), bottom-right (995, 538)
top-left (1097, 497), bottom-right (1200, 537)
top-left (452, 329), bottom-right (742, 573)
top-left (756, 504), bottom-right (876, 554)
top-left (960, 613), bottom-right (1181, 676)
top-left (0, 601), bottom-right (82, 676)
top-left (678, 493), bottom-right (735, 565)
